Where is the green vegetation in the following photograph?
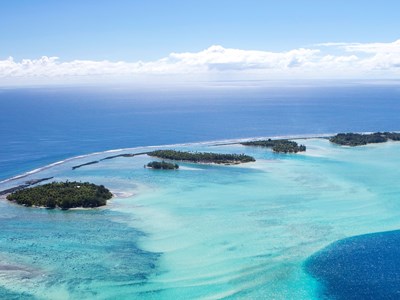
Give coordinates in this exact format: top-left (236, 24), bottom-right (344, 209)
top-left (148, 150), bottom-right (255, 164)
top-left (382, 132), bottom-right (400, 141)
top-left (6, 181), bottom-right (112, 209)
top-left (147, 161), bottom-right (179, 170)
top-left (329, 132), bottom-right (400, 146)
top-left (241, 139), bottom-right (306, 153)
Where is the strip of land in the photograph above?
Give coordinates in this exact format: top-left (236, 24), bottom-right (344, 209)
top-left (66, 131), bottom-right (400, 171)
top-left (329, 132), bottom-right (400, 146)
top-left (100, 152), bottom-right (148, 160)
top-left (241, 139), bottom-right (306, 153)
top-left (72, 160), bottom-right (99, 170)
top-left (0, 177), bottom-right (54, 196)
top-left (72, 152), bottom-right (148, 170)
top-left (147, 150), bottom-right (255, 164)
top-left (73, 149), bottom-right (255, 170)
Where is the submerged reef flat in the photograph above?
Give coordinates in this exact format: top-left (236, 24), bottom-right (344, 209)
top-left (241, 139), bottom-right (306, 153)
top-left (330, 132), bottom-right (400, 146)
top-left (147, 150), bottom-right (255, 164)
top-left (3, 137), bottom-right (400, 298)
top-left (6, 181), bottom-right (112, 209)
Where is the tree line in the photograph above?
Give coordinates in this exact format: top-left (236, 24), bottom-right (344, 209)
top-left (146, 161), bottom-right (179, 169)
top-left (329, 132), bottom-right (400, 146)
top-left (241, 139), bottom-right (306, 153)
top-left (6, 181), bottom-right (113, 209)
top-left (148, 150), bottom-right (255, 164)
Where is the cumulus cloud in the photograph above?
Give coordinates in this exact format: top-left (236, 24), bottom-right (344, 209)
top-left (167, 45), bottom-right (320, 71)
top-left (316, 39), bottom-right (400, 71)
top-left (1, 39), bottom-right (400, 85)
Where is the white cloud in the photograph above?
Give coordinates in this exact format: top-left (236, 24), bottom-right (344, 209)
top-left (340, 39), bottom-right (400, 54)
top-left (1, 39), bottom-right (400, 85)
top-left (167, 45), bottom-right (320, 71)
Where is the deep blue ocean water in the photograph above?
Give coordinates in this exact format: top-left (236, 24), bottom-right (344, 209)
top-left (306, 230), bottom-right (400, 299)
top-left (1, 84), bottom-right (400, 181)
top-left (1, 83), bottom-right (400, 299)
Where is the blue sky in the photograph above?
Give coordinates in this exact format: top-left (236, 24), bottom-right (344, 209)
top-left (1, 0), bottom-right (399, 60)
top-left (1, 1), bottom-right (400, 85)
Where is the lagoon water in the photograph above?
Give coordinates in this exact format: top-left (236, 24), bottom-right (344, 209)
top-left (1, 85), bottom-right (400, 299)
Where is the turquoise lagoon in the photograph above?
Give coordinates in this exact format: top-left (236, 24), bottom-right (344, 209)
top-left (1, 138), bottom-right (400, 299)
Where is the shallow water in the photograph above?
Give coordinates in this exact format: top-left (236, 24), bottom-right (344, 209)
top-left (1, 139), bottom-right (400, 298)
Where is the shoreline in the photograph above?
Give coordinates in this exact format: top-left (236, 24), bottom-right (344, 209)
top-left (1, 130), bottom-right (399, 186)
top-left (0, 189), bottom-right (131, 210)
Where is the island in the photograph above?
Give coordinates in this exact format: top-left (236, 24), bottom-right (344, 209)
top-left (146, 161), bottom-right (179, 170)
top-left (241, 139), bottom-right (306, 153)
top-left (147, 150), bottom-right (255, 164)
top-left (329, 132), bottom-right (400, 146)
top-left (6, 181), bottom-right (113, 209)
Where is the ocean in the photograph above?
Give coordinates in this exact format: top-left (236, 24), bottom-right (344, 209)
top-left (1, 84), bottom-right (400, 181)
top-left (1, 83), bottom-right (400, 299)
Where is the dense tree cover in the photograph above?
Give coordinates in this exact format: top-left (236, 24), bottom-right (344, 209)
top-left (329, 132), bottom-right (400, 146)
top-left (148, 150), bottom-right (255, 164)
top-left (147, 161), bottom-right (179, 169)
top-left (383, 132), bottom-right (400, 141)
top-left (241, 139), bottom-right (306, 153)
top-left (6, 181), bottom-right (112, 209)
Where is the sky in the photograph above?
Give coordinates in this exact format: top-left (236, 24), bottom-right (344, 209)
top-left (1, 0), bottom-right (400, 86)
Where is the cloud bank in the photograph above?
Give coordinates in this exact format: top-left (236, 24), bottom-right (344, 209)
top-left (1, 39), bottom-right (400, 85)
